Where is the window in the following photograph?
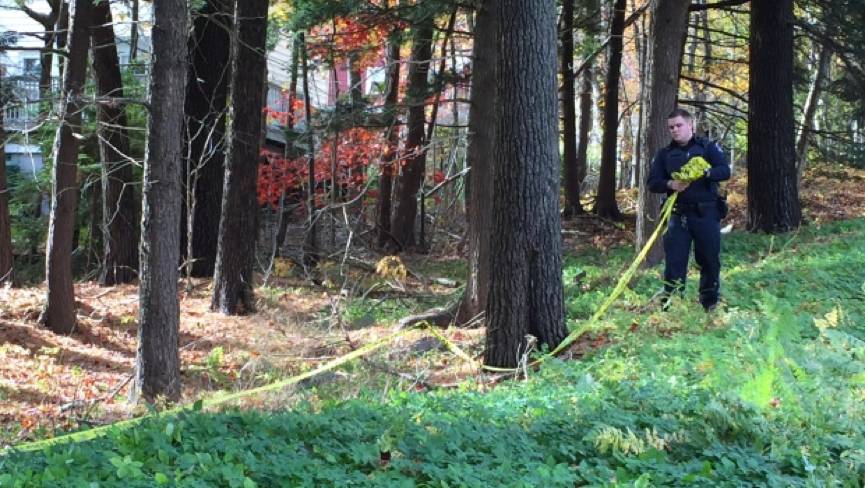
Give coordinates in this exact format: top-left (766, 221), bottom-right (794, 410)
top-left (22, 58), bottom-right (39, 75)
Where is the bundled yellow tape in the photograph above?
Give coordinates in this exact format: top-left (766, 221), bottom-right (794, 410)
top-left (671, 156), bottom-right (711, 182)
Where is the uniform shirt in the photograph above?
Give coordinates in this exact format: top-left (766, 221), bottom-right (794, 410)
top-left (647, 136), bottom-right (731, 203)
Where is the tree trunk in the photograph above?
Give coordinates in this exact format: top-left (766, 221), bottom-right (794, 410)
top-left (40, 0), bottom-right (91, 334)
top-left (390, 20), bottom-right (433, 250)
top-left (457, 0), bottom-right (496, 325)
top-left (632, 0), bottom-right (647, 187)
top-left (747, 0), bottom-right (800, 233)
top-left (274, 35), bottom-right (302, 255)
top-left (130, 0), bottom-right (139, 62)
top-left (635, 0), bottom-right (690, 267)
top-left (0, 73), bottom-right (11, 284)
top-left (593, 0), bottom-right (626, 220)
top-left (377, 30), bottom-right (402, 250)
top-left (485, 0), bottom-right (566, 368)
top-left (91, 1), bottom-right (139, 285)
top-left (56, 2), bottom-right (69, 77)
top-left (561, 0), bottom-right (582, 218)
top-left (133, 0), bottom-right (188, 403)
top-left (301, 33), bottom-right (318, 265)
top-left (182, 0), bottom-right (233, 278)
top-left (575, 0), bottom-right (599, 203)
top-left (796, 43), bottom-right (831, 185)
top-left (211, 0), bottom-right (268, 315)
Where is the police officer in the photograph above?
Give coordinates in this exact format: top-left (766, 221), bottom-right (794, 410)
top-left (647, 108), bottom-right (731, 311)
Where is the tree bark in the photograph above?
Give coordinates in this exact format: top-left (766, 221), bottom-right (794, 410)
top-left (457, 0), bottom-right (496, 325)
top-left (91, 1), bottom-right (139, 285)
top-left (635, 0), bottom-right (690, 267)
top-left (485, 0), bottom-right (566, 368)
top-left (301, 33), bottom-right (318, 265)
top-left (747, 0), bottom-right (801, 233)
top-left (133, 0), bottom-right (188, 402)
top-left (56, 2), bottom-right (69, 77)
top-left (390, 20), bottom-right (433, 250)
top-left (39, 0), bottom-right (91, 334)
top-left (211, 0), bottom-right (269, 315)
top-left (130, 0), bottom-right (139, 62)
top-left (575, 0), bottom-right (599, 204)
top-left (182, 0), bottom-right (233, 278)
top-left (632, 0), bottom-right (647, 187)
top-left (0, 72), bottom-right (11, 284)
top-left (796, 43), bottom-right (831, 185)
top-left (377, 29), bottom-right (402, 250)
top-left (593, 0), bottom-right (627, 220)
top-left (561, 0), bottom-right (582, 218)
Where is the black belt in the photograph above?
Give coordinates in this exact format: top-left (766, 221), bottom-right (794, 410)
top-left (673, 200), bottom-right (716, 216)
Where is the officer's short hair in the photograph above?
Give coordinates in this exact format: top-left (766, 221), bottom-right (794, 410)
top-left (667, 108), bottom-right (693, 120)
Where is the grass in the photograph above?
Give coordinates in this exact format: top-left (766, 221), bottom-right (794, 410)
top-left (1, 219), bottom-right (864, 486)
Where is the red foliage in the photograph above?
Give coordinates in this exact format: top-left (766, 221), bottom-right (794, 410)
top-left (258, 127), bottom-right (391, 209)
top-left (307, 16), bottom-right (401, 69)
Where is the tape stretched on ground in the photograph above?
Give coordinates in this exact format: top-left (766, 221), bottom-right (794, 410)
top-left (5, 195), bottom-right (678, 454)
top-left (6, 327), bottom-right (416, 454)
top-left (418, 196), bottom-right (676, 374)
top-left (458, 195), bottom-right (678, 373)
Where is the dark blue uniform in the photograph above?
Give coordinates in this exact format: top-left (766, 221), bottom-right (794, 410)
top-left (647, 137), bottom-right (731, 309)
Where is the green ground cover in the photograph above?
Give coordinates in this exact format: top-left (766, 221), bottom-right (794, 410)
top-left (2, 219), bottom-right (863, 487)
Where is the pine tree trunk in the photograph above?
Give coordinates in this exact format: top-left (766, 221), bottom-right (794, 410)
top-left (575, 0), bottom-right (599, 200)
top-left (300, 34), bottom-right (318, 265)
top-left (377, 30), bottom-right (402, 250)
top-left (576, 67), bottom-right (593, 201)
top-left (133, 0), bottom-right (188, 402)
top-left (635, 0), bottom-right (689, 267)
top-left (457, 0), bottom-right (496, 325)
top-left (632, 5), bottom-right (647, 186)
top-left (211, 0), bottom-right (268, 315)
top-left (274, 35), bottom-right (302, 255)
top-left (747, 0), bottom-right (800, 233)
top-left (593, 0), bottom-right (626, 220)
top-left (0, 72), bottom-right (11, 284)
top-left (56, 2), bottom-right (69, 76)
top-left (561, 0), bottom-right (582, 218)
top-left (91, 1), bottom-right (139, 285)
top-left (182, 0), bottom-right (233, 278)
top-left (40, 0), bottom-right (91, 334)
top-left (485, 0), bottom-right (566, 368)
top-left (796, 43), bottom-right (831, 184)
top-left (390, 20), bottom-right (433, 250)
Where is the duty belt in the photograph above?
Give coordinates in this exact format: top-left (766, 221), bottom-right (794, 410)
top-left (673, 200), bottom-right (716, 217)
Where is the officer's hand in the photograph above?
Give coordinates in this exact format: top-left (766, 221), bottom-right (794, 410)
top-left (668, 180), bottom-right (690, 192)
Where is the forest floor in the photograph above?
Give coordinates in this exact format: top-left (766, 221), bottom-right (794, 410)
top-left (1, 163), bottom-right (864, 450)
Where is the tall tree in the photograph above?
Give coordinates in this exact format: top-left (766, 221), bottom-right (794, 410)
top-left (182, 0), bottom-right (234, 278)
top-left (796, 43), bottom-right (832, 184)
top-left (457, 0), bottom-right (496, 324)
top-left (376, 28), bottom-right (402, 250)
top-left (575, 0), bottom-right (600, 210)
top-left (90, 1), bottom-right (139, 285)
top-left (0, 68), bottom-right (11, 284)
top-left (485, 0), bottom-right (567, 368)
top-left (211, 0), bottom-right (269, 314)
top-left (390, 19), bottom-right (433, 250)
top-left (747, 0), bottom-right (801, 232)
top-left (39, 0), bottom-right (91, 334)
top-left (635, 0), bottom-right (690, 266)
top-left (593, 0), bottom-right (627, 219)
top-left (560, 0), bottom-right (583, 217)
top-left (133, 0), bottom-right (188, 402)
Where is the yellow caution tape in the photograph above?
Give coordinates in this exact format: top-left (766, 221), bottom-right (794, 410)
top-left (7, 327), bottom-right (415, 454)
top-left (6, 195), bottom-right (680, 453)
